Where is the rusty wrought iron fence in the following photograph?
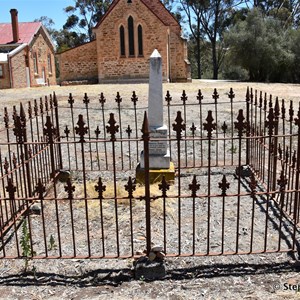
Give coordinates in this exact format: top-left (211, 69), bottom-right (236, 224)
top-left (0, 88), bottom-right (299, 259)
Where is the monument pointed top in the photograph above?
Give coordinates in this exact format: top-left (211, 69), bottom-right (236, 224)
top-left (151, 49), bottom-right (161, 58)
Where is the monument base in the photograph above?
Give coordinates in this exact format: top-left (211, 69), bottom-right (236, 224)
top-left (140, 149), bottom-right (171, 169)
top-left (136, 162), bottom-right (175, 185)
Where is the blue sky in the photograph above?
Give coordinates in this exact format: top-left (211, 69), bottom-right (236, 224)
top-left (0, 0), bottom-right (72, 30)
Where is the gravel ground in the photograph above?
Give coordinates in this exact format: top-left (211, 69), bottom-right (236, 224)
top-left (0, 80), bottom-right (300, 299)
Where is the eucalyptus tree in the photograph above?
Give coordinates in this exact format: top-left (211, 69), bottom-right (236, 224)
top-left (180, 0), bottom-right (244, 79)
top-left (63, 0), bottom-right (112, 42)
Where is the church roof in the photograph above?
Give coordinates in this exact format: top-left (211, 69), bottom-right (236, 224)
top-left (95, 0), bottom-right (180, 29)
top-left (0, 22), bottom-right (41, 45)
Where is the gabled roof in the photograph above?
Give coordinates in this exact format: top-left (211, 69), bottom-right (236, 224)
top-left (95, 0), bottom-right (180, 29)
top-left (0, 22), bottom-right (41, 45)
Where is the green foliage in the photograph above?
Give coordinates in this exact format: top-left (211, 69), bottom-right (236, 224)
top-left (221, 64), bottom-right (248, 81)
top-left (20, 219), bottom-right (36, 272)
top-left (224, 8), bottom-right (296, 82)
top-left (48, 234), bottom-right (57, 251)
top-left (63, 0), bottom-right (112, 42)
top-left (188, 37), bottom-right (212, 78)
top-left (34, 16), bottom-right (56, 37)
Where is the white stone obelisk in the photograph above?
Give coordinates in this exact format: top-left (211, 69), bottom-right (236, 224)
top-left (140, 49), bottom-right (170, 169)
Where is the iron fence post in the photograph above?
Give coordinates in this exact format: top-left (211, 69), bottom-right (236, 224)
top-left (53, 93), bottom-right (63, 170)
top-left (246, 87), bottom-right (250, 166)
top-left (142, 112), bottom-right (151, 255)
top-left (20, 104), bottom-right (32, 197)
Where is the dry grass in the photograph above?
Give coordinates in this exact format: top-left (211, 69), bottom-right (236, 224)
top-left (62, 180), bottom-right (177, 221)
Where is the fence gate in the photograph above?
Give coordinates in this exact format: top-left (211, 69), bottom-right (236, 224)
top-left (0, 88), bottom-right (299, 259)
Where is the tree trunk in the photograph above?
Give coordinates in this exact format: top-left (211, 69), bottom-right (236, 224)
top-left (212, 41), bottom-right (218, 80)
top-left (196, 37), bottom-right (201, 79)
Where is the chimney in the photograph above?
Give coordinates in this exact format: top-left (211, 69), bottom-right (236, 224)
top-left (10, 9), bottom-right (19, 43)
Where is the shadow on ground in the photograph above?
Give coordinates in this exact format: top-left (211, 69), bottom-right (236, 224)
top-left (0, 260), bottom-right (299, 287)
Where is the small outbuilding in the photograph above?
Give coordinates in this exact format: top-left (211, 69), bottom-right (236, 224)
top-left (0, 9), bottom-right (56, 89)
top-left (57, 0), bottom-right (191, 84)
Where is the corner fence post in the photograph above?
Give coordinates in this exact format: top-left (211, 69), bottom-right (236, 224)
top-left (20, 104), bottom-right (32, 197)
top-left (142, 112), bottom-right (151, 255)
top-left (292, 105), bottom-right (300, 250)
top-left (246, 87), bottom-right (250, 166)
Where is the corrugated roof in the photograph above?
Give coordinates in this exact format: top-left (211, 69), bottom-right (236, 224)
top-left (0, 22), bottom-right (41, 45)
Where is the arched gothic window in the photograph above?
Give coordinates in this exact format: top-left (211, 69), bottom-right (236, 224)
top-left (138, 25), bottom-right (143, 56)
top-left (120, 25), bottom-right (125, 56)
top-left (128, 16), bottom-right (135, 56)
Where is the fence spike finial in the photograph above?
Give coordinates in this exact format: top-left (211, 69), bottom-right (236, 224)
top-left (28, 101), bottom-right (32, 119)
top-left (99, 92), bottom-right (106, 106)
top-left (68, 93), bottom-right (74, 107)
top-left (115, 92), bottom-right (122, 105)
top-left (53, 92), bottom-right (57, 107)
top-left (197, 89), bottom-right (203, 103)
top-left (126, 125), bottom-right (132, 137)
top-left (219, 175), bottom-right (230, 196)
top-left (181, 90), bottom-right (187, 103)
top-left (106, 113), bottom-right (119, 141)
top-left (131, 91), bottom-right (138, 105)
top-left (125, 176), bottom-right (136, 198)
top-left (75, 114), bottom-right (88, 142)
top-left (141, 111), bottom-right (149, 138)
top-left (234, 109), bottom-right (247, 137)
top-left (281, 99), bottom-right (286, 119)
top-left (4, 107), bottom-right (9, 128)
top-left (95, 177), bottom-right (106, 199)
top-left (6, 178), bottom-right (16, 200)
top-left (265, 108), bottom-right (278, 136)
top-left (159, 176), bottom-right (170, 198)
top-left (228, 88), bottom-right (235, 102)
top-left (44, 116), bottom-right (56, 143)
top-left (83, 93), bottom-right (90, 106)
top-left (20, 102), bottom-right (26, 124)
top-left (274, 97), bottom-right (280, 118)
top-left (165, 90), bottom-right (172, 105)
top-left (172, 111), bottom-right (186, 140)
top-left (189, 175), bottom-right (200, 197)
top-left (190, 123), bottom-right (197, 135)
top-left (95, 126), bottom-right (101, 138)
top-left (259, 91), bottom-right (263, 108)
top-left (203, 110), bottom-right (216, 138)
top-left (45, 95), bottom-right (49, 112)
top-left (212, 88), bottom-right (219, 102)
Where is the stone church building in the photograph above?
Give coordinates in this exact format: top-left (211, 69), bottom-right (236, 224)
top-left (57, 0), bottom-right (191, 83)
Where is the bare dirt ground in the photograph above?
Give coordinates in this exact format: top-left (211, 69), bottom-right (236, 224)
top-left (1, 80), bottom-right (300, 107)
top-left (1, 80), bottom-right (300, 299)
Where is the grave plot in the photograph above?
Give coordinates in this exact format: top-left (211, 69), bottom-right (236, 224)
top-left (0, 85), bottom-right (299, 260)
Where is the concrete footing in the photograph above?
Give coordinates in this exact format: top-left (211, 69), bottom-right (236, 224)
top-left (136, 162), bottom-right (175, 184)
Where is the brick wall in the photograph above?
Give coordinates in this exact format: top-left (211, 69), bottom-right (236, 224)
top-left (10, 47), bottom-right (27, 88)
top-left (0, 63), bottom-right (11, 89)
top-left (57, 41), bottom-right (98, 82)
top-left (169, 31), bottom-right (191, 82)
top-left (29, 30), bottom-right (57, 86)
